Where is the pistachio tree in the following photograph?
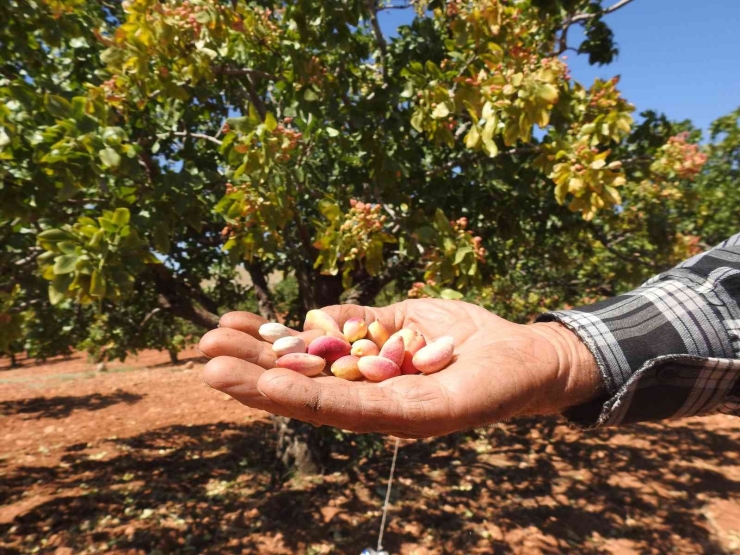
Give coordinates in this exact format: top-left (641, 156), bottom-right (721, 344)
top-left (3, 0), bottom-right (732, 471)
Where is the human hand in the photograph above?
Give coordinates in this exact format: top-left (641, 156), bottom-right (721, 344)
top-left (198, 299), bottom-right (600, 438)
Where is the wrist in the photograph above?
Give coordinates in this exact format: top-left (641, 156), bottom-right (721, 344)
top-left (528, 321), bottom-right (602, 413)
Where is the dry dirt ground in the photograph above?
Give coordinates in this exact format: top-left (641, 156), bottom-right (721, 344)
top-left (1, 351), bottom-right (739, 555)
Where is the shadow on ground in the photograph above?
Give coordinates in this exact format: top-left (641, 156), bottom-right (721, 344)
top-left (0, 391), bottom-right (145, 420)
top-left (148, 355), bottom-right (210, 369)
top-left (0, 417), bottom-right (737, 554)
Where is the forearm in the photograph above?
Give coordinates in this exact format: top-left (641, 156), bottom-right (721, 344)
top-left (537, 232), bottom-right (740, 428)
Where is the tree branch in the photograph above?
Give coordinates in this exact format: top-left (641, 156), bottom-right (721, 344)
top-left (242, 74), bottom-right (267, 120)
top-left (214, 66), bottom-right (277, 80)
top-left (378, 3), bottom-right (414, 10)
top-left (14, 248), bottom-right (42, 267)
top-left (151, 265), bottom-right (220, 329)
top-left (365, 0), bottom-right (388, 80)
top-left (555, 0), bottom-right (637, 55)
top-left (138, 151), bottom-right (158, 185)
top-left (173, 131), bottom-right (223, 146)
top-left (570, 0), bottom-right (636, 24)
top-left (342, 262), bottom-right (411, 306)
top-left (590, 225), bottom-right (656, 270)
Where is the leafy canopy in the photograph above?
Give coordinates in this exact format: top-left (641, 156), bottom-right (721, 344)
top-left (0, 0), bottom-right (736, 361)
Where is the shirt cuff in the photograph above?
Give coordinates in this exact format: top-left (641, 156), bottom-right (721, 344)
top-left (536, 272), bottom-right (740, 429)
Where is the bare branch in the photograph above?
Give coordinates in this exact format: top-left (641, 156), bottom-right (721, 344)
top-left (214, 119), bottom-right (228, 140)
top-left (570, 0), bottom-right (636, 24)
top-left (213, 66), bottom-right (278, 80)
top-left (137, 151), bottom-right (157, 185)
top-left (137, 307), bottom-right (162, 329)
top-left (555, 0), bottom-right (637, 56)
top-left (378, 3), bottom-right (414, 10)
top-left (173, 131), bottom-right (223, 146)
top-left (14, 248), bottom-right (42, 267)
top-left (242, 74), bottom-right (267, 120)
top-left (590, 224), bottom-right (656, 270)
top-left (365, 0), bottom-right (389, 80)
top-left (151, 265), bottom-right (220, 329)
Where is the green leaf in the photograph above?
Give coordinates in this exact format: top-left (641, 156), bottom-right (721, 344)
top-left (432, 103), bottom-right (450, 119)
top-left (454, 246), bottom-right (473, 265)
top-left (440, 288), bottom-right (464, 300)
top-left (52, 273), bottom-right (74, 295)
top-left (537, 84), bottom-right (559, 104)
top-left (99, 147), bottom-right (121, 169)
top-left (433, 209), bottom-right (453, 234)
top-left (87, 230), bottom-right (105, 248)
top-left (422, 285), bottom-right (438, 298)
top-left (326, 127), bottom-right (339, 137)
top-left (153, 222), bottom-right (170, 254)
top-left (482, 136), bottom-right (499, 157)
top-left (400, 81), bottom-right (414, 98)
top-left (304, 88), bottom-right (319, 102)
top-left (264, 112), bottom-right (278, 132)
top-left (48, 284), bottom-right (66, 305)
top-left (53, 254), bottom-right (78, 275)
top-left (465, 125), bottom-right (480, 149)
top-left (410, 111), bottom-right (424, 133)
top-left (318, 200), bottom-right (341, 222)
top-left (113, 207), bottom-right (130, 226)
top-left (414, 226), bottom-right (436, 244)
top-left (365, 238), bottom-right (384, 276)
top-left (98, 217), bottom-right (117, 232)
top-left (38, 229), bottom-right (71, 242)
top-left (78, 217), bottom-right (97, 227)
top-left (226, 116), bottom-right (251, 133)
top-left (45, 94), bottom-right (72, 119)
top-left (90, 270), bottom-right (107, 298)
top-left (57, 241), bottom-right (77, 255)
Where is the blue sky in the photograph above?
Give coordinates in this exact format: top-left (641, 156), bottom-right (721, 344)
top-left (378, 0), bottom-right (740, 136)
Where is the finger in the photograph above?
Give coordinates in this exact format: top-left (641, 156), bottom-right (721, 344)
top-left (199, 327), bottom-right (276, 368)
top-left (219, 311), bottom-right (324, 343)
top-left (316, 304), bottom-right (402, 333)
top-left (203, 356), bottom-right (323, 426)
top-left (219, 311), bottom-right (268, 336)
top-left (256, 367), bottom-right (441, 436)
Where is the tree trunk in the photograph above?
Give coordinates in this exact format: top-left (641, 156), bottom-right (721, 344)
top-left (295, 262), bottom-right (316, 318)
top-left (10, 352), bottom-right (18, 368)
top-left (152, 266), bottom-right (220, 329)
top-left (243, 262), bottom-right (327, 475)
top-left (245, 262), bottom-right (277, 321)
top-left (272, 416), bottom-right (328, 476)
top-left (314, 274), bottom-right (344, 307)
top-left (343, 261), bottom-right (411, 306)
top-left (168, 348), bottom-right (179, 365)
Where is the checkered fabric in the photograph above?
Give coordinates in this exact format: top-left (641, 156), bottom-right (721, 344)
top-left (537, 232), bottom-right (740, 428)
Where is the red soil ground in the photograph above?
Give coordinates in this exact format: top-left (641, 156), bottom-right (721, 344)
top-left (1, 350), bottom-right (739, 554)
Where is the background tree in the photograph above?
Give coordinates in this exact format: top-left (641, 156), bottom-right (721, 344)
top-left (1, 0), bottom-right (736, 472)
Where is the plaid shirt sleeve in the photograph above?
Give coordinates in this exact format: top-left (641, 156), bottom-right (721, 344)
top-left (536, 232), bottom-right (740, 429)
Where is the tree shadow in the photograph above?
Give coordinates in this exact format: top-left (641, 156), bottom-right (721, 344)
top-left (0, 390), bottom-right (144, 420)
top-left (0, 353), bottom-right (79, 371)
top-left (147, 354), bottom-right (210, 369)
top-left (0, 417), bottom-right (738, 553)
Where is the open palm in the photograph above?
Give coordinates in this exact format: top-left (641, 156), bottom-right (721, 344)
top-left (199, 299), bottom-right (598, 438)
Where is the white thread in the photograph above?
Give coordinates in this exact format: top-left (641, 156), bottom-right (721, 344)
top-left (377, 437), bottom-right (401, 553)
